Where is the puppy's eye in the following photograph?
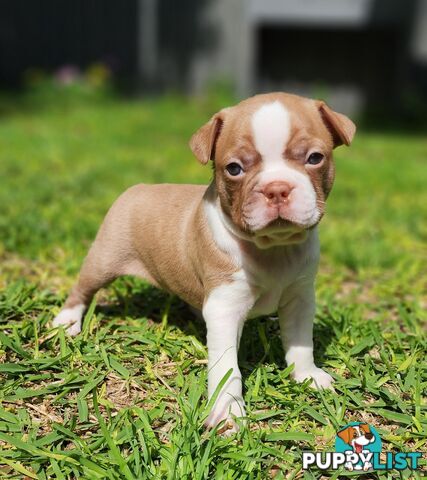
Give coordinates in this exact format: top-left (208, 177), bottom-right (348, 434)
top-left (226, 162), bottom-right (243, 176)
top-left (306, 152), bottom-right (324, 165)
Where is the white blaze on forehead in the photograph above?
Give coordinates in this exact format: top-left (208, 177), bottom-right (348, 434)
top-left (247, 100), bottom-right (320, 230)
top-left (251, 101), bottom-right (291, 157)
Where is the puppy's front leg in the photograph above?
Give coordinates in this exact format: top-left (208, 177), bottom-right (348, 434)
top-left (279, 284), bottom-right (333, 389)
top-left (203, 281), bottom-right (254, 431)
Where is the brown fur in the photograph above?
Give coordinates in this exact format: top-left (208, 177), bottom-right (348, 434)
top-left (64, 183), bottom-right (239, 311)
top-left (337, 424), bottom-right (372, 446)
top-left (359, 423), bottom-right (371, 435)
top-left (338, 426), bottom-right (357, 445)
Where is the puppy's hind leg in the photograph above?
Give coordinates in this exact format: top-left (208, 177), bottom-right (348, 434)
top-left (53, 241), bottom-right (121, 336)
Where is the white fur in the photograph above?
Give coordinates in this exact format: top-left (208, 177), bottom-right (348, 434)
top-left (251, 101), bottom-right (291, 158)
top-left (345, 426), bottom-right (375, 471)
top-left (351, 426), bottom-right (374, 448)
top-left (248, 101), bottom-right (320, 230)
top-left (279, 284), bottom-right (333, 389)
top-left (256, 165), bottom-right (319, 228)
top-left (203, 195), bottom-right (332, 429)
top-left (52, 304), bottom-right (85, 337)
top-left (204, 185), bottom-right (244, 267)
top-left (204, 194), bottom-right (322, 317)
top-left (203, 278), bottom-right (254, 430)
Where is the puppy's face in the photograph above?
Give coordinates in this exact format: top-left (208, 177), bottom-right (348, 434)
top-left (190, 93), bottom-right (355, 248)
top-left (338, 423), bottom-right (375, 453)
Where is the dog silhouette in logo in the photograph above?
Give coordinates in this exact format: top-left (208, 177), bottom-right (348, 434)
top-left (337, 423), bottom-right (375, 471)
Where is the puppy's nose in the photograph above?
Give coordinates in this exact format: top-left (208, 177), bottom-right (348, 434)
top-left (365, 432), bottom-right (374, 440)
top-left (262, 182), bottom-right (293, 204)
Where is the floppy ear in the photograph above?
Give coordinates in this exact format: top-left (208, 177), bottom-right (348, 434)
top-left (189, 109), bottom-right (227, 164)
top-left (337, 427), bottom-right (353, 445)
top-left (359, 423), bottom-right (370, 434)
top-left (318, 101), bottom-right (356, 148)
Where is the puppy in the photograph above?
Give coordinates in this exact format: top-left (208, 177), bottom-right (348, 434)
top-left (53, 92), bottom-right (355, 431)
top-left (337, 423), bottom-right (375, 470)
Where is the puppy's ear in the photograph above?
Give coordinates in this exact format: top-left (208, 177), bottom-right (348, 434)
top-left (359, 423), bottom-right (370, 434)
top-left (317, 101), bottom-right (356, 148)
top-left (337, 427), bottom-right (353, 445)
top-left (189, 109), bottom-right (228, 164)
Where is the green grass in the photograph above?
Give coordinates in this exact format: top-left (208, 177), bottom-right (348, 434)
top-left (0, 91), bottom-right (426, 479)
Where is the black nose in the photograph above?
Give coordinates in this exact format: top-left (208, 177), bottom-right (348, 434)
top-left (365, 432), bottom-right (373, 440)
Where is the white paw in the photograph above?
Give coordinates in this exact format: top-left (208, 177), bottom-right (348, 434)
top-left (345, 462), bottom-right (354, 471)
top-left (293, 366), bottom-right (334, 389)
top-left (363, 462), bottom-right (372, 471)
top-left (205, 397), bottom-right (246, 434)
top-left (52, 304), bottom-right (85, 337)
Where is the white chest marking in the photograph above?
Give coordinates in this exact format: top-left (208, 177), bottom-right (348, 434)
top-left (204, 193), bottom-right (319, 317)
top-left (247, 233), bottom-right (319, 317)
top-left (203, 188), bottom-right (243, 267)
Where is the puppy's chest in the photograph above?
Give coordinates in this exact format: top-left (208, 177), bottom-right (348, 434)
top-left (250, 288), bottom-right (285, 318)
top-left (244, 251), bottom-right (312, 317)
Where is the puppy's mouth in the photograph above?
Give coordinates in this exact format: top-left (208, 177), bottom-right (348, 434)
top-left (252, 219), bottom-right (308, 248)
top-left (264, 217), bottom-right (305, 230)
top-left (354, 442), bottom-right (364, 454)
top-left (242, 193), bottom-right (321, 236)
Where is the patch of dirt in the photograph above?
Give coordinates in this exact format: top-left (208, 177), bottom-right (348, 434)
top-left (104, 373), bottom-right (146, 409)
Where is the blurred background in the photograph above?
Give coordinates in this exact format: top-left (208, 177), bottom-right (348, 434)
top-left (1, 0), bottom-right (427, 121)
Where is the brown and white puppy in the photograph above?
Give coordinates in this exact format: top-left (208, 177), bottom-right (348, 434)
top-left (338, 423), bottom-right (375, 471)
top-left (338, 423), bottom-right (375, 454)
top-left (53, 92), bottom-right (355, 431)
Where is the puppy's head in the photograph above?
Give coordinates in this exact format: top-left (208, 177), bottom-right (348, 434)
top-left (190, 92), bottom-right (355, 248)
top-left (337, 423), bottom-right (375, 453)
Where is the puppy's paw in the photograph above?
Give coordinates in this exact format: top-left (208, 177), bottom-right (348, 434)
top-left (205, 397), bottom-right (246, 435)
top-left (293, 367), bottom-right (334, 390)
top-left (52, 304), bottom-right (85, 337)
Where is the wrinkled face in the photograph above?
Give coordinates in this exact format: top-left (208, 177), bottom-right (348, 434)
top-left (190, 93), bottom-right (355, 248)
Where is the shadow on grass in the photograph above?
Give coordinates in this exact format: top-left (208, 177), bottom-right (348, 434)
top-left (96, 277), bottom-right (337, 375)
top-left (238, 316), bottom-right (336, 377)
top-left (96, 279), bottom-right (207, 343)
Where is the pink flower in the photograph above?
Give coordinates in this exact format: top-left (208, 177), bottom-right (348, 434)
top-left (55, 65), bottom-right (80, 86)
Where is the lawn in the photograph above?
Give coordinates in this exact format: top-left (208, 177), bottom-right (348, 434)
top-left (0, 89), bottom-right (426, 479)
